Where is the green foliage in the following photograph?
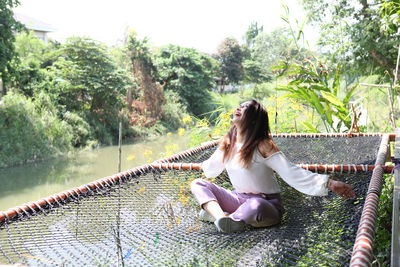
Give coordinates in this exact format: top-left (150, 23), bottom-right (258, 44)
top-left (127, 32), bottom-right (156, 78)
top-left (209, 91), bottom-right (241, 113)
top-left (301, 0), bottom-right (400, 81)
top-left (245, 21), bottom-right (264, 47)
top-left (160, 90), bottom-right (187, 130)
top-left (10, 31), bottom-right (48, 96)
top-left (380, 0), bottom-right (400, 33)
top-left (276, 60), bottom-right (356, 132)
top-left (242, 59), bottom-right (270, 84)
top-left (242, 82), bottom-right (272, 101)
top-left (58, 37), bottom-right (131, 114)
top-left (43, 37), bottom-right (132, 143)
top-left (14, 31), bottom-right (46, 61)
top-left (215, 37), bottom-right (245, 91)
top-left (250, 28), bottom-right (294, 80)
top-left (0, 92), bottom-right (73, 167)
top-left (0, 0), bottom-right (24, 90)
top-left (188, 82), bottom-right (316, 147)
top-left (374, 174), bottom-right (393, 266)
top-left (62, 111), bottom-right (93, 147)
top-left (153, 44), bottom-right (217, 116)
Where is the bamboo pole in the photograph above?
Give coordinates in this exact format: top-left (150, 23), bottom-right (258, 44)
top-left (392, 128), bottom-right (400, 267)
top-left (118, 122), bottom-right (122, 173)
top-left (359, 83), bottom-right (399, 88)
top-left (350, 134), bottom-right (390, 266)
top-left (151, 162), bottom-right (394, 174)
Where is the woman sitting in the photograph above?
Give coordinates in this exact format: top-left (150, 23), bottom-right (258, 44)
top-left (190, 99), bottom-right (355, 233)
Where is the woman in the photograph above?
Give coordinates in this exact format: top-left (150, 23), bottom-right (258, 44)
top-left (190, 99), bottom-right (355, 233)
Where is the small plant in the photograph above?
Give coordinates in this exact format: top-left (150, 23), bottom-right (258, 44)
top-left (373, 174), bottom-right (393, 266)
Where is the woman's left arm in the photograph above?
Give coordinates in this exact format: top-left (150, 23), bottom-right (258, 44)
top-left (263, 151), bottom-right (356, 198)
top-left (259, 140), bottom-right (355, 199)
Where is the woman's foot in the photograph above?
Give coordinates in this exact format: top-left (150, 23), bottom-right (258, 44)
top-left (214, 217), bottom-right (245, 233)
top-left (199, 209), bottom-right (216, 223)
top-left (198, 209), bottom-right (230, 223)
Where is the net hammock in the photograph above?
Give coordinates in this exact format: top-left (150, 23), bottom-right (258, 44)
top-left (0, 134), bottom-right (391, 266)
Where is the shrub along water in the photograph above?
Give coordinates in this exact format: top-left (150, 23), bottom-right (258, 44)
top-left (0, 92), bottom-right (73, 168)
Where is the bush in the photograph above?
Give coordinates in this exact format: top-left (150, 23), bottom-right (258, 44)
top-left (0, 92), bottom-right (73, 167)
top-left (63, 111), bottom-right (93, 147)
top-left (373, 174), bottom-right (393, 266)
top-left (160, 90), bottom-right (187, 130)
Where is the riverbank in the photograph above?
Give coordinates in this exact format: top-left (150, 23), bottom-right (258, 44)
top-left (0, 127), bottom-right (183, 169)
top-left (0, 132), bottom-right (190, 211)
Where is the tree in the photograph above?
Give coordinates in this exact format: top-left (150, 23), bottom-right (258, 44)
top-left (0, 0), bottom-right (24, 93)
top-left (9, 31), bottom-right (47, 97)
top-left (242, 60), bottom-right (269, 83)
top-left (60, 37), bottom-right (130, 113)
top-left (380, 0), bottom-right (400, 33)
top-left (301, 0), bottom-right (400, 80)
top-left (249, 28), bottom-right (295, 81)
top-left (44, 37), bottom-right (132, 142)
top-left (153, 44), bottom-right (217, 116)
top-left (245, 21), bottom-right (264, 47)
top-left (215, 37), bottom-right (245, 93)
top-left (127, 31), bottom-right (165, 124)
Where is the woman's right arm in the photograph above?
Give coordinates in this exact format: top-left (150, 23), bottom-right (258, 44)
top-left (201, 148), bottom-right (225, 178)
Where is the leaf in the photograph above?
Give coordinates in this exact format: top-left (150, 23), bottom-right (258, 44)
top-left (321, 91), bottom-right (345, 107)
top-left (332, 63), bottom-right (341, 96)
top-left (343, 83), bottom-right (358, 106)
top-left (309, 84), bottom-right (331, 92)
top-left (323, 100), bottom-right (334, 127)
top-left (301, 121), bottom-right (319, 133)
top-left (308, 90), bottom-right (325, 115)
top-left (281, 16), bottom-right (289, 24)
top-left (297, 19), bottom-right (307, 41)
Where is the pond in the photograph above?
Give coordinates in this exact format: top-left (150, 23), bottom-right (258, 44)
top-left (0, 133), bottom-right (190, 211)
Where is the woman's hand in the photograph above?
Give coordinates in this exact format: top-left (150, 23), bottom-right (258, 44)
top-left (327, 179), bottom-right (356, 199)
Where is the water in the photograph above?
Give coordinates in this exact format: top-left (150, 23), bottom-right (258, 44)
top-left (0, 133), bottom-right (190, 211)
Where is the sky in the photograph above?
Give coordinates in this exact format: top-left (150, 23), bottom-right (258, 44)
top-left (13, 0), bottom-right (317, 54)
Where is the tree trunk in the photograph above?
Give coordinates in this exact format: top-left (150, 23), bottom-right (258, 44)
top-left (0, 79), bottom-right (3, 97)
top-left (127, 87), bottom-right (133, 112)
top-left (219, 83), bottom-right (225, 94)
top-left (0, 74), bottom-right (6, 96)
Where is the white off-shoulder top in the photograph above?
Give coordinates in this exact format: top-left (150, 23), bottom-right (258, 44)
top-left (201, 143), bottom-right (329, 196)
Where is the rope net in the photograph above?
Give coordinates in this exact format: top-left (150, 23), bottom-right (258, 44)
top-left (0, 136), bottom-right (383, 266)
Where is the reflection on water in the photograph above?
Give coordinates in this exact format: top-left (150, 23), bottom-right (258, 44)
top-left (0, 133), bottom-right (190, 211)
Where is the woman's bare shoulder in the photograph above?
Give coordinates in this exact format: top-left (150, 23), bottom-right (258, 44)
top-left (258, 139), bottom-right (280, 158)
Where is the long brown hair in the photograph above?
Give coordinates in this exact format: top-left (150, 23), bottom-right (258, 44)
top-left (220, 99), bottom-right (271, 168)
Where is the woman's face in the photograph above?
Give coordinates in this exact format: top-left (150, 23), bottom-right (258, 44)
top-left (232, 101), bottom-right (251, 124)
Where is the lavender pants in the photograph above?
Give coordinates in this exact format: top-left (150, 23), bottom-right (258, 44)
top-left (190, 178), bottom-right (284, 226)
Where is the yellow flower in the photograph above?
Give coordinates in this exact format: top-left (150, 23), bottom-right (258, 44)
top-left (165, 144), bottom-right (178, 157)
top-left (139, 241), bottom-right (146, 250)
top-left (127, 155), bottom-right (136, 161)
top-left (178, 195), bottom-right (189, 205)
top-left (196, 119), bottom-right (209, 128)
top-left (178, 128), bottom-right (185, 136)
top-left (144, 150), bottom-right (152, 162)
top-left (138, 187), bottom-right (146, 194)
top-left (186, 224), bottom-right (202, 234)
top-left (167, 132), bottom-right (172, 137)
top-left (182, 115), bottom-right (192, 125)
